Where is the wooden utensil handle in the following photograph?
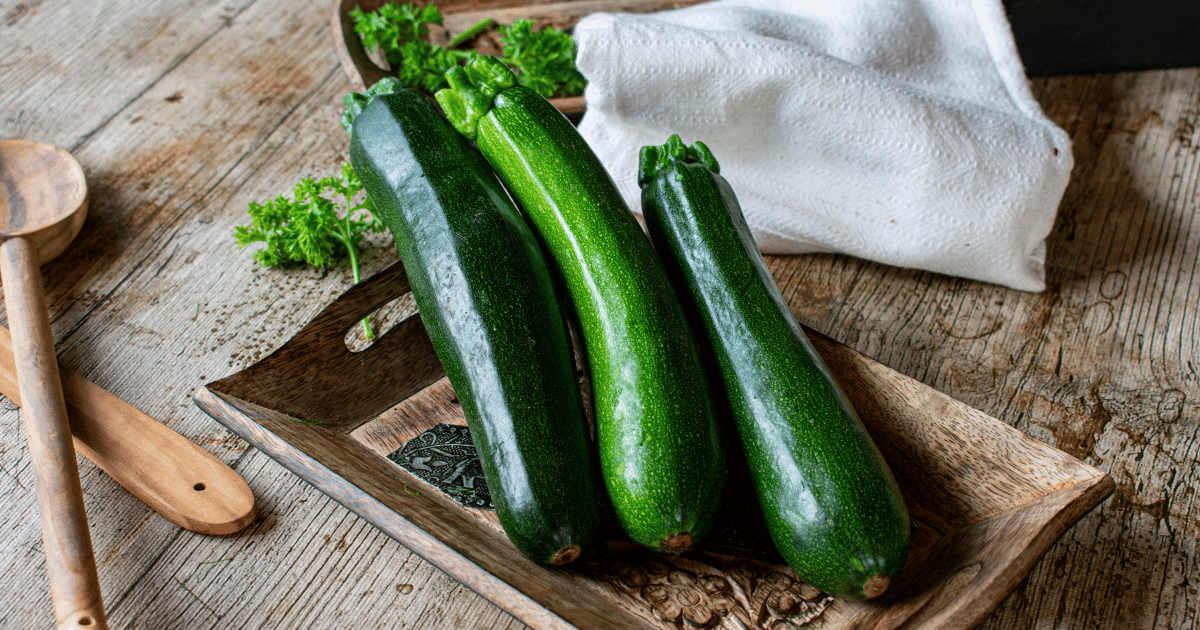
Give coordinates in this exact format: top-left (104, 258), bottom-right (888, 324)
top-left (1, 237), bottom-right (107, 630)
top-left (0, 326), bottom-right (258, 535)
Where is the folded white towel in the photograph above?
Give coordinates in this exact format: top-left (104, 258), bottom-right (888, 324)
top-left (573, 0), bottom-right (1072, 291)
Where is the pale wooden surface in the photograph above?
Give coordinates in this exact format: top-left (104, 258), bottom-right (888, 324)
top-left (0, 0), bottom-right (1196, 629)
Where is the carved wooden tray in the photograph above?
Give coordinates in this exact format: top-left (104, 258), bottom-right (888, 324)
top-left (193, 260), bottom-right (1113, 630)
top-left (332, 0), bottom-right (710, 117)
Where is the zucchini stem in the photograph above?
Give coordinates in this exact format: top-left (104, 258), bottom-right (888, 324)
top-left (435, 55), bottom-right (516, 138)
top-left (638, 134), bottom-right (720, 187)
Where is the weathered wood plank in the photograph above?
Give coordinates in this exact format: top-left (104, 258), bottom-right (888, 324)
top-left (105, 449), bottom-right (526, 629)
top-left (2, 0), bottom-right (1198, 627)
top-left (0, 0), bottom-right (259, 151)
top-left (1, 0), bottom-right (405, 625)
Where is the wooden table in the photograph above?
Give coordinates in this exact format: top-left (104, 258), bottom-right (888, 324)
top-left (2, 1), bottom-right (1196, 628)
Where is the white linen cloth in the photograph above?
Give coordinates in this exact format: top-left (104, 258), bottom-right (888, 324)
top-left (572, 0), bottom-right (1073, 291)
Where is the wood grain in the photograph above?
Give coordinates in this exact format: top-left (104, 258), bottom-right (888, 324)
top-left (0, 141), bottom-right (89, 266)
top-left (0, 0), bottom-right (1197, 628)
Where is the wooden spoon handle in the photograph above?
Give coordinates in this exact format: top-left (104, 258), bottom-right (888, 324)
top-left (0, 323), bottom-right (258, 535)
top-left (1, 236), bottom-right (107, 630)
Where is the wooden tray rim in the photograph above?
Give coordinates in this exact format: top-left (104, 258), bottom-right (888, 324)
top-left (192, 261), bottom-right (1115, 630)
top-left (193, 385), bottom-right (1114, 630)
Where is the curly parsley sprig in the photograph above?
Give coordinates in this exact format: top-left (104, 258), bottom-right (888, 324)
top-left (497, 19), bottom-right (586, 99)
top-left (351, 2), bottom-right (443, 68)
top-left (351, 2), bottom-right (475, 95)
top-left (234, 163), bottom-right (385, 338)
top-left (350, 2), bottom-right (586, 99)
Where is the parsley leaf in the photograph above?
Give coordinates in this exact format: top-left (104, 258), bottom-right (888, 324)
top-left (498, 19), bottom-right (586, 99)
top-left (234, 164), bottom-right (385, 337)
top-left (395, 39), bottom-right (472, 95)
top-left (351, 2), bottom-right (461, 93)
top-left (350, 3), bottom-right (586, 99)
top-left (350, 2), bottom-right (444, 69)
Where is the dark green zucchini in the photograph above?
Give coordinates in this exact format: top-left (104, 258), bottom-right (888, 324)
top-left (434, 57), bottom-right (726, 553)
top-left (343, 79), bottom-right (598, 564)
top-left (638, 135), bottom-right (910, 599)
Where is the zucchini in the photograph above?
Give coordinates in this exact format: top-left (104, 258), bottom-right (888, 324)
top-left (638, 136), bottom-right (910, 599)
top-left (343, 80), bottom-right (599, 564)
top-left (435, 58), bottom-right (726, 553)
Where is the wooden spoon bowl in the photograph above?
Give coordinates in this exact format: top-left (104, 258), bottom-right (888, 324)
top-left (0, 140), bottom-right (87, 265)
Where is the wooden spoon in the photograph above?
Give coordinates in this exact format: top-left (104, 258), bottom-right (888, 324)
top-left (0, 140), bottom-right (105, 630)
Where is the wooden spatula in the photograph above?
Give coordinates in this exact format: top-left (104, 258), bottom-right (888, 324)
top-left (0, 324), bottom-right (258, 535)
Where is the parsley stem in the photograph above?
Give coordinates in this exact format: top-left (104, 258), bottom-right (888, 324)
top-left (448, 18), bottom-right (496, 49)
top-left (338, 218), bottom-right (375, 340)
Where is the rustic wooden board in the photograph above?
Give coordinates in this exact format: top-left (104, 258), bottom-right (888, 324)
top-left (194, 260), bottom-right (1113, 630)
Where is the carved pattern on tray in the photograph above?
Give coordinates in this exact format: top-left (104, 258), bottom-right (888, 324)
top-left (588, 549), bottom-right (833, 629)
top-left (388, 424), bottom-right (494, 509)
